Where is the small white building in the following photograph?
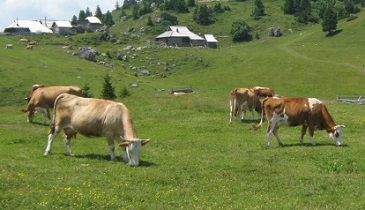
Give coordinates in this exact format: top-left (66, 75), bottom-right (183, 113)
top-left (85, 16), bottom-right (102, 31)
top-left (155, 26), bottom-right (205, 47)
top-left (4, 20), bottom-right (53, 34)
top-left (52, 21), bottom-right (72, 35)
top-left (204, 34), bottom-right (218, 48)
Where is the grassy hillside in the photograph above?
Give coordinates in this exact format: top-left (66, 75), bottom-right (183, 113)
top-left (1, 0), bottom-right (365, 209)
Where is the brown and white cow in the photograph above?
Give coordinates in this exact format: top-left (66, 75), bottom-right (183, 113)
top-left (43, 93), bottom-right (150, 166)
top-left (253, 86), bottom-right (275, 98)
top-left (22, 86), bottom-right (82, 124)
top-left (229, 88), bottom-right (262, 123)
top-left (254, 97), bottom-right (344, 147)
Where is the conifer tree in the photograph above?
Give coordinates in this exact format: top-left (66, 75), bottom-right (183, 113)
top-left (103, 11), bottom-right (115, 26)
top-left (85, 7), bottom-right (93, 17)
top-left (81, 83), bottom-right (93, 98)
top-left (322, 1), bottom-right (337, 35)
top-left (253, 0), bottom-right (265, 16)
top-left (283, 0), bottom-right (296, 15)
top-left (187, 0), bottom-right (196, 7)
top-left (95, 5), bottom-right (103, 19)
top-left (78, 10), bottom-right (86, 21)
top-left (101, 73), bottom-right (116, 100)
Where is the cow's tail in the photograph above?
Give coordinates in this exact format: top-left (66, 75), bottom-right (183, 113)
top-left (49, 93), bottom-right (67, 134)
top-left (253, 97), bottom-right (268, 130)
top-left (230, 89), bottom-right (238, 116)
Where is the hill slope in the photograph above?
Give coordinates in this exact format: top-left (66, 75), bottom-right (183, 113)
top-left (0, 0), bottom-right (364, 106)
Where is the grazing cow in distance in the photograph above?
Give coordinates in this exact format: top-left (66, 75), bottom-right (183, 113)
top-left (25, 84), bottom-right (45, 101)
top-left (44, 93), bottom-right (150, 166)
top-left (22, 86), bottom-right (82, 124)
top-left (26, 44), bottom-right (33, 50)
top-left (254, 97), bottom-right (344, 147)
top-left (253, 86), bottom-right (275, 98)
top-left (229, 88), bottom-right (262, 123)
top-left (19, 38), bottom-right (29, 43)
top-left (5, 44), bottom-right (13, 49)
top-left (29, 41), bottom-right (37, 46)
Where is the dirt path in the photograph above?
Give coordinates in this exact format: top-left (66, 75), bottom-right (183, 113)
top-left (279, 31), bottom-right (363, 71)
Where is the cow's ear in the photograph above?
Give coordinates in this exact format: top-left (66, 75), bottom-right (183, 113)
top-left (141, 139), bottom-right (150, 146)
top-left (119, 141), bottom-right (129, 148)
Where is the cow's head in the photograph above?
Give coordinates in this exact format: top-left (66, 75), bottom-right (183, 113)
top-left (329, 125), bottom-right (345, 146)
top-left (119, 139), bottom-right (149, 166)
top-left (21, 108), bottom-right (35, 123)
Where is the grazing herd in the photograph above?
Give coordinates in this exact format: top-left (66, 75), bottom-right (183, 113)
top-left (229, 86), bottom-right (344, 147)
top-left (21, 83), bottom-right (344, 166)
top-left (5, 38), bottom-right (37, 50)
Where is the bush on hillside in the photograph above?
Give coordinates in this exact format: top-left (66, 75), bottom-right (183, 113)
top-left (230, 19), bottom-right (252, 42)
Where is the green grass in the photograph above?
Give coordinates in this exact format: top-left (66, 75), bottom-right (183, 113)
top-left (1, 1), bottom-right (365, 209)
top-left (1, 98), bottom-right (365, 209)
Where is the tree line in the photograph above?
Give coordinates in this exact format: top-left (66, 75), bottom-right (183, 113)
top-left (70, 5), bottom-right (115, 27)
top-left (71, 0), bottom-right (365, 41)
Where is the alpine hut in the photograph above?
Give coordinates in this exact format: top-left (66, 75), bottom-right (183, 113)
top-left (52, 21), bottom-right (73, 35)
top-left (204, 34), bottom-right (218, 48)
top-left (4, 20), bottom-right (53, 35)
top-left (155, 26), bottom-right (205, 47)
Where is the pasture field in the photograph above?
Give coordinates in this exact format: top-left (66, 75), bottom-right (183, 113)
top-left (1, 96), bottom-right (365, 209)
top-left (1, 4), bottom-right (365, 209)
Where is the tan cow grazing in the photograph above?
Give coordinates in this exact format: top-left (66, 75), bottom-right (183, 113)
top-left (19, 38), bottom-right (29, 43)
top-left (29, 41), bottom-right (37, 46)
top-left (253, 86), bottom-right (275, 98)
top-left (26, 44), bottom-right (33, 50)
top-left (22, 86), bottom-right (82, 124)
top-left (44, 93), bottom-right (150, 166)
top-left (254, 97), bottom-right (345, 147)
top-left (25, 84), bottom-right (45, 101)
top-left (229, 88), bottom-right (262, 123)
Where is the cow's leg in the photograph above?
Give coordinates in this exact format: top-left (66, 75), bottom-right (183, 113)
top-left (44, 129), bottom-right (60, 155)
top-left (241, 110), bottom-right (246, 121)
top-left (300, 125), bottom-right (308, 144)
top-left (273, 127), bottom-right (284, 146)
top-left (27, 110), bottom-right (35, 123)
top-left (63, 135), bottom-right (74, 156)
top-left (240, 103), bottom-right (247, 121)
top-left (46, 108), bottom-right (51, 120)
top-left (107, 136), bottom-right (117, 161)
top-left (63, 128), bottom-right (76, 156)
top-left (250, 108), bottom-right (255, 120)
top-left (116, 136), bottom-right (129, 162)
top-left (308, 126), bottom-right (316, 145)
top-left (266, 123), bottom-right (273, 147)
top-left (229, 106), bottom-right (233, 124)
top-left (39, 108), bottom-right (48, 125)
